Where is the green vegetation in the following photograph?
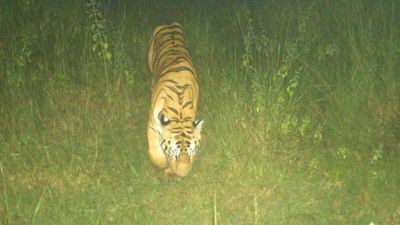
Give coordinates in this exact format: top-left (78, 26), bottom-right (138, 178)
top-left (1, 0), bottom-right (399, 224)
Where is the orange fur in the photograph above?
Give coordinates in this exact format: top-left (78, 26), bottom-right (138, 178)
top-left (147, 23), bottom-right (203, 178)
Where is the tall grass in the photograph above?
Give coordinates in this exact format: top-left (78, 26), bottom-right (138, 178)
top-left (0, 0), bottom-right (399, 224)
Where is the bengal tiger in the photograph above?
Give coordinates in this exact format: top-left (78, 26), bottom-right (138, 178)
top-left (147, 22), bottom-right (203, 179)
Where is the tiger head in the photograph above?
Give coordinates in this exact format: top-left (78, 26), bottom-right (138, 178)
top-left (158, 111), bottom-right (203, 177)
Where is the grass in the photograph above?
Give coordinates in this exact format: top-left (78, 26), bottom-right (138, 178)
top-left (1, 0), bottom-right (399, 224)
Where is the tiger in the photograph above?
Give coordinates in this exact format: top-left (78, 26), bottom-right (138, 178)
top-left (147, 22), bottom-right (203, 179)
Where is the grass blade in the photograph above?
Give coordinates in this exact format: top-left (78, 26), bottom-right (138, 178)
top-left (0, 162), bottom-right (9, 225)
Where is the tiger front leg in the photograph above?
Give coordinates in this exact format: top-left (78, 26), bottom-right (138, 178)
top-left (147, 126), bottom-right (168, 169)
top-left (164, 167), bottom-right (181, 182)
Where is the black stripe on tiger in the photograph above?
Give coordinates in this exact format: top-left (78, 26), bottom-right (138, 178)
top-left (159, 66), bottom-right (196, 79)
top-left (167, 106), bottom-right (179, 116)
top-left (153, 46), bottom-right (194, 78)
top-left (153, 24), bottom-right (183, 41)
top-left (182, 101), bottom-right (193, 109)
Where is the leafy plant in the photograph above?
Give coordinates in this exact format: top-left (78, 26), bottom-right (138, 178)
top-left (86, 0), bottom-right (112, 84)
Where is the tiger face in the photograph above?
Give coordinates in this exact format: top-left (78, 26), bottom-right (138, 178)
top-left (158, 111), bottom-right (203, 177)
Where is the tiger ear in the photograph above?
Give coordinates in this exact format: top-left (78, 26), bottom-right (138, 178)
top-left (193, 120), bottom-right (204, 136)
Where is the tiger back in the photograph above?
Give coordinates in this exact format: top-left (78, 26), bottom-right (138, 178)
top-left (147, 23), bottom-right (203, 178)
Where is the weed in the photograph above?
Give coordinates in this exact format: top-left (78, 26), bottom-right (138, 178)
top-left (86, 0), bottom-right (112, 84)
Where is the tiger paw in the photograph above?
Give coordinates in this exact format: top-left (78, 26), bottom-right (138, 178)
top-left (164, 170), bottom-right (181, 182)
